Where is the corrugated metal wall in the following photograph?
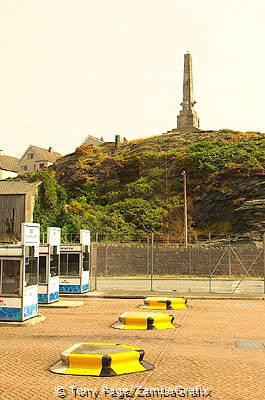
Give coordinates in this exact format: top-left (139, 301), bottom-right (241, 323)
top-left (0, 194), bottom-right (25, 238)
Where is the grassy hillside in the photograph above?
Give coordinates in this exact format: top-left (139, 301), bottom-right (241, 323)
top-left (31, 129), bottom-right (265, 241)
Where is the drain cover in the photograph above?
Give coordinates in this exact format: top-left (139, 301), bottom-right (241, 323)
top-left (235, 340), bottom-right (264, 349)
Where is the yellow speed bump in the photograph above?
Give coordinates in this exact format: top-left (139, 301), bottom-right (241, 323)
top-left (139, 296), bottom-right (188, 310)
top-left (50, 342), bottom-right (154, 376)
top-left (112, 311), bottom-right (179, 330)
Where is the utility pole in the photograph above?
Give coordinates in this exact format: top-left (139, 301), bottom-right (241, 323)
top-left (182, 171), bottom-right (188, 247)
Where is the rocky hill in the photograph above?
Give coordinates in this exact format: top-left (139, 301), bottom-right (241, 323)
top-left (48, 128), bottom-right (265, 240)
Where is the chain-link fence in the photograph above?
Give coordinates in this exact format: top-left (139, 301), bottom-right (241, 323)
top-left (40, 231), bottom-right (265, 294)
top-left (90, 233), bottom-right (265, 294)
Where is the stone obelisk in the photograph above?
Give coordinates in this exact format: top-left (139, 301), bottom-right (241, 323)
top-left (177, 52), bottom-right (200, 131)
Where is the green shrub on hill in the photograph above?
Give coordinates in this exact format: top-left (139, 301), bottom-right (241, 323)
top-left (187, 139), bottom-right (265, 171)
top-left (29, 170), bottom-right (68, 233)
top-left (122, 177), bottom-right (153, 199)
top-left (108, 198), bottom-right (167, 235)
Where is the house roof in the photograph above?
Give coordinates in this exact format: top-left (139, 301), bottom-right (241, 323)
top-left (19, 145), bottom-right (62, 163)
top-left (0, 155), bottom-right (19, 172)
top-left (0, 180), bottom-right (40, 195)
top-left (82, 135), bottom-right (105, 145)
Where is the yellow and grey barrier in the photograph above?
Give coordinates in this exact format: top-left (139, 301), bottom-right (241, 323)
top-left (50, 342), bottom-right (154, 376)
top-left (139, 296), bottom-right (188, 310)
top-left (112, 311), bottom-right (179, 330)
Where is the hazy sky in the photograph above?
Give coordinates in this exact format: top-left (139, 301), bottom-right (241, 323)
top-left (0, 0), bottom-right (265, 157)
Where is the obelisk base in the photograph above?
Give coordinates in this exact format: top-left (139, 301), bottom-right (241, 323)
top-left (177, 110), bottom-right (200, 131)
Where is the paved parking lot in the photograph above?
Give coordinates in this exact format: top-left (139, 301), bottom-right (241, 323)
top-left (1, 298), bottom-right (265, 399)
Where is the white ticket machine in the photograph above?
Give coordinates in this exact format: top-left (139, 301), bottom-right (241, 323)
top-left (59, 229), bottom-right (90, 294)
top-left (0, 223), bottom-right (40, 321)
top-left (38, 227), bottom-right (61, 304)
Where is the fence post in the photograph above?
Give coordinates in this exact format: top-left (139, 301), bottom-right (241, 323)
top-left (146, 235), bottom-right (149, 275)
top-left (94, 235), bottom-right (98, 291)
top-left (188, 235), bottom-right (192, 277)
top-left (208, 233), bottom-right (212, 293)
top-left (263, 233), bottom-right (265, 294)
top-left (105, 245), bottom-right (108, 276)
top-left (150, 233), bottom-right (154, 291)
top-left (228, 235), bottom-right (231, 276)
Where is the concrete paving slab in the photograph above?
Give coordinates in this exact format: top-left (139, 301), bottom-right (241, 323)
top-left (235, 340), bottom-right (265, 349)
top-left (0, 314), bottom-right (45, 327)
top-left (39, 300), bottom-right (84, 308)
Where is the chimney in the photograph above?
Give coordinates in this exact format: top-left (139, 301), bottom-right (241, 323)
top-left (100, 137), bottom-right (104, 141)
top-left (48, 147), bottom-right (52, 153)
top-left (0, 150), bottom-right (2, 156)
top-left (115, 135), bottom-right (120, 149)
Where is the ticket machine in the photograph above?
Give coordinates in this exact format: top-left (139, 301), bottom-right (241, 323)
top-left (0, 223), bottom-right (40, 322)
top-left (59, 229), bottom-right (90, 294)
top-left (38, 227), bottom-right (61, 304)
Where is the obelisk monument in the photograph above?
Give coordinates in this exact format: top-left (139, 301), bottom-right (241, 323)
top-left (177, 52), bottom-right (200, 130)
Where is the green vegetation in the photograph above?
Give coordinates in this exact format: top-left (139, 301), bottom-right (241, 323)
top-left (187, 140), bottom-right (265, 171)
top-left (28, 170), bottom-right (68, 234)
top-left (30, 131), bottom-right (265, 240)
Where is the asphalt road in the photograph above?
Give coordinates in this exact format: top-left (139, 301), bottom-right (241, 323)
top-left (96, 277), bottom-right (265, 294)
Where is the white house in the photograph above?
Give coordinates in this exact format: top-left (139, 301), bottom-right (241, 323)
top-left (18, 145), bottom-right (62, 173)
top-left (81, 135), bottom-right (105, 147)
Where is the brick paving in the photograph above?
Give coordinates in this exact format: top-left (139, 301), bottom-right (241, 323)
top-left (1, 299), bottom-right (265, 399)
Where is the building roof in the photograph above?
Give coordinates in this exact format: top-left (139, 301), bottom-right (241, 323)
top-left (82, 135), bottom-right (105, 145)
top-left (19, 145), bottom-right (62, 163)
top-left (0, 155), bottom-right (19, 172)
top-left (0, 180), bottom-right (40, 195)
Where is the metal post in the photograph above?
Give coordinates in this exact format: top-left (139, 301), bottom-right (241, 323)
top-left (188, 235), bottom-right (192, 277)
top-left (263, 233), bottom-right (265, 294)
top-left (182, 171), bottom-right (188, 248)
top-left (208, 233), bottom-right (212, 293)
top-left (105, 245), bottom-right (108, 276)
top-left (150, 233), bottom-right (154, 291)
top-left (94, 235), bottom-right (98, 291)
top-left (146, 235), bottom-right (149, 275)
top-left (228, 235), bottom-right (231, 276)
top-left (21, 244), bottom-right (25, 322)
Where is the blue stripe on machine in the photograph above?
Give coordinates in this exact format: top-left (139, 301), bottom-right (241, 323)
top-left (59, 285), bottom-right (81, 293)
top-left (23, 304), bottom-right (38, 319)
top-left (82, 284), bottom-right (89, 292)
top-left (49, 292), bottom-right (59, 302)
top-left (38, 294), bottom-right (48, 303)
top-left (0, 307), bottom-right (22, 320)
